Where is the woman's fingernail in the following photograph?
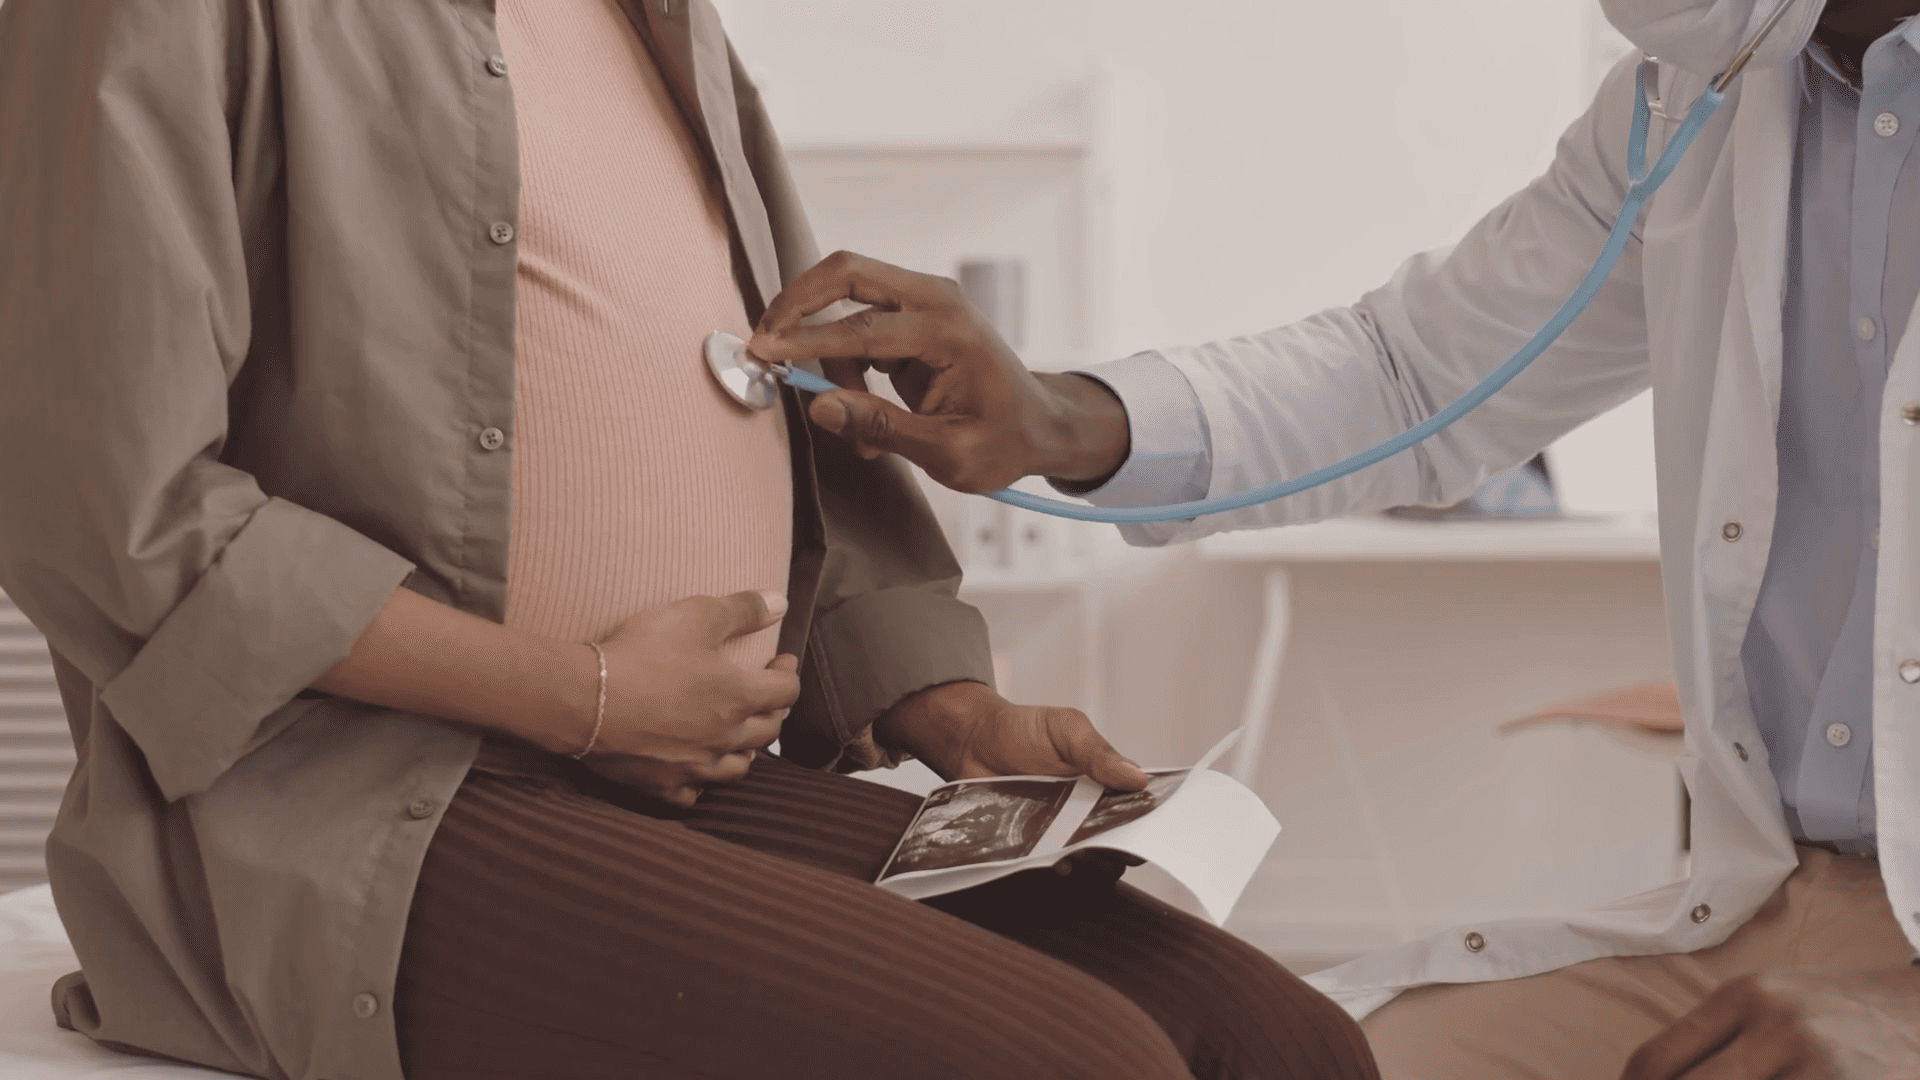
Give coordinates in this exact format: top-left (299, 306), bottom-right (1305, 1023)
top-left (759, 590), bottom-right (789, 619)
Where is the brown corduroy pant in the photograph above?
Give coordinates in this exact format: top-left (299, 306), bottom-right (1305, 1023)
top-left (393, 749), bottom-right (1379, 1080)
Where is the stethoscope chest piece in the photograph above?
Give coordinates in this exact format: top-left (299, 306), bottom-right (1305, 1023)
top-left (705, 331), bottom-right (781, 411)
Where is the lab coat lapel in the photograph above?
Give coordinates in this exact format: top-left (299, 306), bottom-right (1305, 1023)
top-left (1729, 64), bottom-right (1800, 425)
top-left (621, 0), bottom-right (787, 312)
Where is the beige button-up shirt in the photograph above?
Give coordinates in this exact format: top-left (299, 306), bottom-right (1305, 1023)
top-left (0, 2), bottom-right (991, 1077)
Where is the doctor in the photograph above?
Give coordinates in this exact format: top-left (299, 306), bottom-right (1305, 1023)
top-left (751, 0), bottom-right (1920, 1076)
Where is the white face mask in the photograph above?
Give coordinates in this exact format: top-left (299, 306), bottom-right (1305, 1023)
top-left (1599, 0), bottom-right (1827, 79)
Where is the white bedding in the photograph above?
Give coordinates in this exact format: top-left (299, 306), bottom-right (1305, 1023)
top-left (0, 885), bottom-right (234, 1079)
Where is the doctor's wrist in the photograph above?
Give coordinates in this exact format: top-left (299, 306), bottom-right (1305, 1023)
top-left (1033, 372), bottom-right (1131, 488)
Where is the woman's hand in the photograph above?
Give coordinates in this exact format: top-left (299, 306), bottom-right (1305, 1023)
top-left (576, 590), bottom-right (801, 807)
top-left (877, 680), bottom-right (1151, 792)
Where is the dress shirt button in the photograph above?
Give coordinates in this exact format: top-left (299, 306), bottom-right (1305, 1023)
top-left (1904, 403), bottom-right (1920, 426)
top-left (1690, 903), bottom-right (1712, 924)
top-left (487, 55), bottom-right (510, 77)
top-left (1827, 723), bottom-right (1853, 748)
top-left (1902, 660), bottom-right (1920, 684)
top-left (478, 427), bottom-right (506, 451)
top-left (1877, 112), bottom-right (1901, 138)
top-left (489, 221), bottom-right (516, 245)
top-left (1859, 316), bottom-right (1878, 342)
top-left (352, 993), bottom-right (379, 1019)
top-left (408, 798), bottom-right (437, 820)
top-left (1463, 931), bottom-right (1485, 953)
top-left (1734, 741), bottom-right (1749, 762)
top-left (1721, 522), bottom-right (1743, 542)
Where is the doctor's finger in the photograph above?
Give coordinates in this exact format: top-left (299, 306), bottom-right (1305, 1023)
top-left (820, 356), bottom-right (870, 392)
top-left (807, 388), bottom-right (966, 472)
top-left (754, 308), bottom-right (946, 369)
top-left (753, 250), bottom-right (926, 338)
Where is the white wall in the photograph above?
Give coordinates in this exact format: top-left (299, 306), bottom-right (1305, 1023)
top-left (719, 0), bottom-right (1599, 351)
top-left (714, 0), bottom-right (1679, 964)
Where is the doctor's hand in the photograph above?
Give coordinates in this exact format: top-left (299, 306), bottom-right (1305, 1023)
top-left (749, 251), bottom-right (1133, 494)
top-left (1620, 967), bottom-right (1920, 1080)
top-left (876, 680), bottom-right (1152, 794)
top-left (579, 590), bottom-right (800, 808)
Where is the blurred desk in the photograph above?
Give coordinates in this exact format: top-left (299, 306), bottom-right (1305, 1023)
top-left (1196, 513), bottom-right (1662, 785)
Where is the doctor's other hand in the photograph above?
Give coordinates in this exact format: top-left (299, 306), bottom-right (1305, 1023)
top-left (749, 251), bottom-right (1132, 494)
top-left (1619, 966), bottom-right (1920, 1080)
top-left (579, 590), bottom-right (800, 808)
top-left (875, 679), bottom-right (1151, 794)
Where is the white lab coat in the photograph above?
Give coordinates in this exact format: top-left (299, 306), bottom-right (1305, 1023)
top-left (1142, 53), bottom-right (1920, 1018)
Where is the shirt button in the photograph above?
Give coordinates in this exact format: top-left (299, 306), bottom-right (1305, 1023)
top-left (489, 221), bottom-right (516, 245)
top-left (1464, 931), bottom-right (1486, 953)
top-left (1904, 402), bottom-right (1920, 426)
top-left (487, 55), bottom-right (510, 77)
top-left (1877, 112), bottom-right (1901, 138)
top-left (1690, 903), bottom-right (1712, 924)
top-left (1902, 660), bottom-right (1920, 684)
top-left (408, 798), bottom-right (437, 820)
top-left (1734, 741), bottom-right (1749, 762)
top-left (479, 427), bottom-right (506, 451)
top-left (352, 993), bottom-right (379, 1019)
top-left (1859, 316), bottom-right (1878, 342)
top-left (1722, 521), bottom-right (1743, 542)
top-left (1827, 723), bottom-right (1853, 748)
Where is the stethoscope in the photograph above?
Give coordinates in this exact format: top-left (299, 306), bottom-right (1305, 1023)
top-left (706, 0), bottom-right (1803, 525)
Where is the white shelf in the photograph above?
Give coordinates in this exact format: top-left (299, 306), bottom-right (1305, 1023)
top-left (1196, 512), bottom-right (1662, 564)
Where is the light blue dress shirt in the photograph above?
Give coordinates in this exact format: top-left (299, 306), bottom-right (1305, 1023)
top-left (1069, 26), bottom-right (1920, 851)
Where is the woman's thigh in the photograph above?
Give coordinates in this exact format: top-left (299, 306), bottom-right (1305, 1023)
top-left (930, 872), bottom-right (1379, 1079)
top-left (394, 764), bottom-right (1190, 1080)
top-left (665, 756), bottom-right (1378, 1080)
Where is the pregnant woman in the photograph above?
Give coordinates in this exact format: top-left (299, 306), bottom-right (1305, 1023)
top-left (0, 1), bottom-right (1377, 1077)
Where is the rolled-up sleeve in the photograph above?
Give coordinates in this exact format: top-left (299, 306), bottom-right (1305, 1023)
top-left (1050, 54), bottom-right (1658, 549)
top-left (784, 430), bottom-right (994, 773)
top-left (0, 0), bottom-right (415, 802)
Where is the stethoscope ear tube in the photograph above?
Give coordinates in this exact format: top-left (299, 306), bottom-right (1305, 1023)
top-left (1714, 0), bottom-right (1807, 94)
top-left (712, 11), bottom-right (1783, 524)
top-left (984, 59), bottom-right (1727, 526)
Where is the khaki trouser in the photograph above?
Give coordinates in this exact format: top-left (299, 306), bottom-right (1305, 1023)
top-left (1364, 847), bottom-right (1910, 1079)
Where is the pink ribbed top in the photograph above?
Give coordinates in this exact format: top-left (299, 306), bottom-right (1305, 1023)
top-left (496, 0), bottom-right (792, 670)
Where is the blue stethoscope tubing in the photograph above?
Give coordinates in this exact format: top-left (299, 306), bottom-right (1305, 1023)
top-left (782, 56), bottom-right (1737, 525)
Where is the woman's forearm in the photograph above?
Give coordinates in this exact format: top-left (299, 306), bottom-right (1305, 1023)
top-left (312, 587), bottom-right (597, 754)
